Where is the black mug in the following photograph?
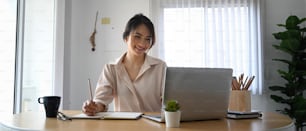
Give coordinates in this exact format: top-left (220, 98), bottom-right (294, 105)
top-left (38, 96), bottom-right (61, 117)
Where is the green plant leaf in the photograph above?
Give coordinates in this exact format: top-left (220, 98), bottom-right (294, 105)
top-left (280, 39), bottom-right (300, 52)
top-left (273, 31), bottom-right (300, 40)
top-left (292, 97), bottom-right (306, 124)
top-left (286, 15), bottom-right (299, 29)
top-left (273, 32), bottom-right (282, 39)
top-left (272, 45), bottom-right (293, 55)
top-left (165, 100), bottom-right (180, 112)
top-left (269, 86), bottom-right (293, 97)
top-left (277, 69), bottom-right (290, 77)
top-left (294, 110), bottom-right (306, 120)
top-left (270, 95), bottom-right (286, 103)
top-left (269, 86), bottom-right (285, 91)
top-left (276, 24), bottom-right (286, 27)
top-left (299, 18), bottom-right (306, 24)
top-left (286, 30), bottom-right (301, 39)
top-left (293, 96), bottom-right (306, 109)
top-left (272, 58), bottom-right (292, 65)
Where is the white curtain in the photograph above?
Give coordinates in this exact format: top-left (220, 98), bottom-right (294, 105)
top-left (150, 0), bottom-right (263, 94)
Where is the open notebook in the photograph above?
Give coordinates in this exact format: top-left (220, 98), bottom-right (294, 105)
top-left (69, 112), bottom-right (143, 120)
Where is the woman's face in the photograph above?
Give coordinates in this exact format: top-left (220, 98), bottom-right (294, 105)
top-left (125, 24), bottom-right (152, 56)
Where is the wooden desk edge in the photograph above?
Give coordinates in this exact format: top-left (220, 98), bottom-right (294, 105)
top-left (0, 111), bottom-right (294, 131)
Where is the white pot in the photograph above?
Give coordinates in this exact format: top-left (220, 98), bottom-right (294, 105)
top-left (164, 111), bottom-right (181, 128)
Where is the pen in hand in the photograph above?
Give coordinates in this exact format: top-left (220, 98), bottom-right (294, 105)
top-left (86, 78), bottom-right (104, 115)
top-left (88, 78), bottom-right (93, 100)
top-left (86, 78), bottom-right (97, 115)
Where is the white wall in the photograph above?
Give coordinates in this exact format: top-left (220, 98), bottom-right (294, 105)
top-left (254, 0), bottom-right (306, 112)
top-left (63, 0), bottom-right (150, 109)
top-left (62, 0), bottom-right (306, 113)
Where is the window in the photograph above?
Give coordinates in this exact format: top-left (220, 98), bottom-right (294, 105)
top-left (0, 0), bottom-right (17, 114)
top-left (19, 0), bottom-right (56, 112)
top-left (151, 0), bottom-right (263, 94)
top-left (0, 0), bottom-right (61, 114)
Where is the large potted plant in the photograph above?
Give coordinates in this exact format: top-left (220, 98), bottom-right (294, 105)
top-left (164, 100), bottom-right (181, 128)
top-left (269, 15), bottom-right (306, 131)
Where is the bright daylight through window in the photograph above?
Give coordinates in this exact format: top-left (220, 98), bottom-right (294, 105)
top-left (153, 0), bottom-right (262, 94)
top-left (0, 0), bottom-right (56, 114)
top-left (0, 0), bottom-right (17, 115)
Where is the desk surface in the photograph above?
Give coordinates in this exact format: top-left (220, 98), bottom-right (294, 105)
top-left (0, 110), bottom-right (294, 131)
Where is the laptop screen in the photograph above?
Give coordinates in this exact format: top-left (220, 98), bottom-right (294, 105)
top-left (162, 67), bottom-right (233, 121)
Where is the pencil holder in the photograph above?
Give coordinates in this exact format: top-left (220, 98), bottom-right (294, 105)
top-left (228, 90), bottom-right (251, 112)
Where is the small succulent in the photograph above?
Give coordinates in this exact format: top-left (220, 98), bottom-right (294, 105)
top-left (165, 100), bottom-right (180, 112)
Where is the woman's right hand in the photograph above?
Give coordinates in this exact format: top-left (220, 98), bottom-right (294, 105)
top-left (82, 100), bottom-right (105, 116)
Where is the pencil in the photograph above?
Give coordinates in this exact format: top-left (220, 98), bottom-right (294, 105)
top-left (232, 77), bottom-right (240, 90)
top-left (245, 76), bottom-right (255, 90)
top-left (88, 78), bottom-right (93, 100)
top-left (242, 76), bottom-right (248, 89)
top-left (231, 77), bottom-right (235, 90)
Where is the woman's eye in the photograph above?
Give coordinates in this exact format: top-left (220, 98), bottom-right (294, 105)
top-left (134, 35), bottom-right (141, 39)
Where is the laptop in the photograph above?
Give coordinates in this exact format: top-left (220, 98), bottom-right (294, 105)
top-left (142, 67), bottom-right (233, 122)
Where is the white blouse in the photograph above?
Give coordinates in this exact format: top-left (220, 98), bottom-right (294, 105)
top-left (93, 53), bottom-right (167, 112)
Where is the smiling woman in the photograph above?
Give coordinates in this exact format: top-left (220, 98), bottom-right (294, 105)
top-left (82, 14), bottom-right (167, 115)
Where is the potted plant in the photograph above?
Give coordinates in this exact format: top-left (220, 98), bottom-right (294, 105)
top-left (269, 15), bottom-right (306, 131)
top-left (164, 100), bottom-right (181, 128)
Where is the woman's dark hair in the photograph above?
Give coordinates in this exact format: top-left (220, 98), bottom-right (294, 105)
top-left (123, 13), bottom-right (155, 48)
